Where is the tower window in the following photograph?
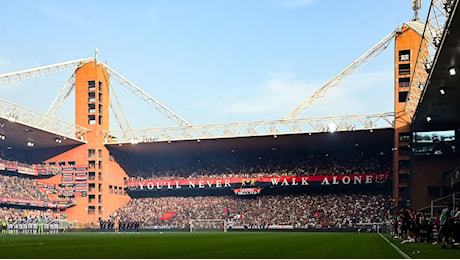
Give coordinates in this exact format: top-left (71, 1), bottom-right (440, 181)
top-left (88, 104), bottom-right (96, 114)
top-left (398, 132), bottom-right (410, 142)
top-left (398, 91), bottom-right (408, 103)
top-left (88, 81), bottom-right (96, 91)
top-left (399, 50), bottom-right (410, 61)
top-left (88, 92), bottom-right (96, 103)
top-left (399, 64), bottom-right (410, 75)
top-left (88, 115), bottom-right (96, 125)
top-left (398, 77), bottom-right (410, 88)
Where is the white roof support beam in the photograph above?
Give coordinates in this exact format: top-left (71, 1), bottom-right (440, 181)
top-left (46, 71), bottom-right (77, 117)
top-left (108, 81), bottom-right (133, 136)
top-left (0, 58), bottom-right (93, 85)
top-left (283, 29), bottom-right (398, 120)
top-left (100, 63), bottom-right (192, 128)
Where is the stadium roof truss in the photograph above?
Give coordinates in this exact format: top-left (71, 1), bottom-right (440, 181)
top-left (0, 56), bottom-right (395, 144)
top-left (0, 59), bottom-right (95, 142)
top-left (4, 5), bottom-right (434, 145)
top-left (0, 97), bottom-right (90, 142)
top-left (102, 112), bottom-right (394, 144)
top-left (404, 0), bottom-right (456, 120)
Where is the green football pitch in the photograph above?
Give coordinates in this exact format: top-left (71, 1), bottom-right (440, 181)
top-left (0, 232), bottom-right (459, 259)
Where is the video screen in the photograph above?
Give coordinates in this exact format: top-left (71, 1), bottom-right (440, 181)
top-left (412, 130), bottom-right (456, 156)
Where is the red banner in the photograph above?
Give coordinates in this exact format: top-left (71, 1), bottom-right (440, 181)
top-left (127, 173), bottom-right (390, 191)
top-left (159, 212), bottom-right (176, 220)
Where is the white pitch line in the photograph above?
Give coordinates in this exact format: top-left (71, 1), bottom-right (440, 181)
top-left (378, 232), bottom-right (411, 259)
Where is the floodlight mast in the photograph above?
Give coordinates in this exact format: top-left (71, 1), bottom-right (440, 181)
top-left (283, 29), bottom-right (399, 120)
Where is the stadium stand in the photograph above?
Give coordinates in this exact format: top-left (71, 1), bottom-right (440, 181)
top-left (101, 149), bottom-right (393, 232)
top-left (107, 193), bottom-right (392, 231)
top-left (123, 150), bottom-right (392, 181)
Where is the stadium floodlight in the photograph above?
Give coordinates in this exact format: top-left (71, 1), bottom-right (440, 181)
top-left (448, 67), bottom-right (457, 76)
top-left (328, 123), bottom-right (337, 133)
top-left (130, 138), bottom-right (139, 144)
top-left (439, 87), bottom-right (446, 95)
top-left (8, 115), bottom-right (16, 122)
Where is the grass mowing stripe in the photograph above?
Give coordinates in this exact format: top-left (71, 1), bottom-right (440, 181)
top-left (0, 232), bottom-right (404, 258)
top-left (378, 232), bottom-right (411, 259)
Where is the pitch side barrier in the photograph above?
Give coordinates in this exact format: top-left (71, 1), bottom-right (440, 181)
top-left (90, 226), bottom-right (387, 233)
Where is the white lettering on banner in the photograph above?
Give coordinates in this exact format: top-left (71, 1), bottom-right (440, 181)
top-left (343, 176), bottom-right (350, 184)
top-left (354, 176), bottom-right (362, 184)
top-left (301, 177), bottom-right (309, 185)
top-left (271, 178), bottom-right (280, 185)
top-left (133, 174), bottom-right (385, 191)
top-left (332, 176), bottom-right (339, 185)
top-left (366, 175), bottom-right (373, 184)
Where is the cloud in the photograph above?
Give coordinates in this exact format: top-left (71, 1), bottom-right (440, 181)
top-left (278, 0), bottom-right (317, 8)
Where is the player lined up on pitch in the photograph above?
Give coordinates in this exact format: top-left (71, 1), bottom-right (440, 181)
top-left (1, 212), bottom-right (60, 235)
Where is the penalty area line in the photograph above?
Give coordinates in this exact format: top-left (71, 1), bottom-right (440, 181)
top-left (378, 232), bottom-right (411, 259)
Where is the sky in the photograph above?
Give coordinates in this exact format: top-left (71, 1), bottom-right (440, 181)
top-left (0, 0), bottom-right (428, 130)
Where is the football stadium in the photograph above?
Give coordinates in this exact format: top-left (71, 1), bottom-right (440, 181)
top-left (1, 0), bottom-right (460, 258)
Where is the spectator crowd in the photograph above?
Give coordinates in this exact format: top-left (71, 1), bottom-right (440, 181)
top-left (124, 151), bottom-right (391, 181)
top-left (0, 174), bottom-right (49, 201)
top-left (106, 193), bottom-right (392, 230)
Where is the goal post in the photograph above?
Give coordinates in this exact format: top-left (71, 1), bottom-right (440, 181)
top-left (189, 219), bottom-right (227, 232)
top-left (355, 222), bottom-right (388, 233)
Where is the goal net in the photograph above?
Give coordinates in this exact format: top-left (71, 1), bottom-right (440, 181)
top-left (189, 219), bottom-right (227, 232)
